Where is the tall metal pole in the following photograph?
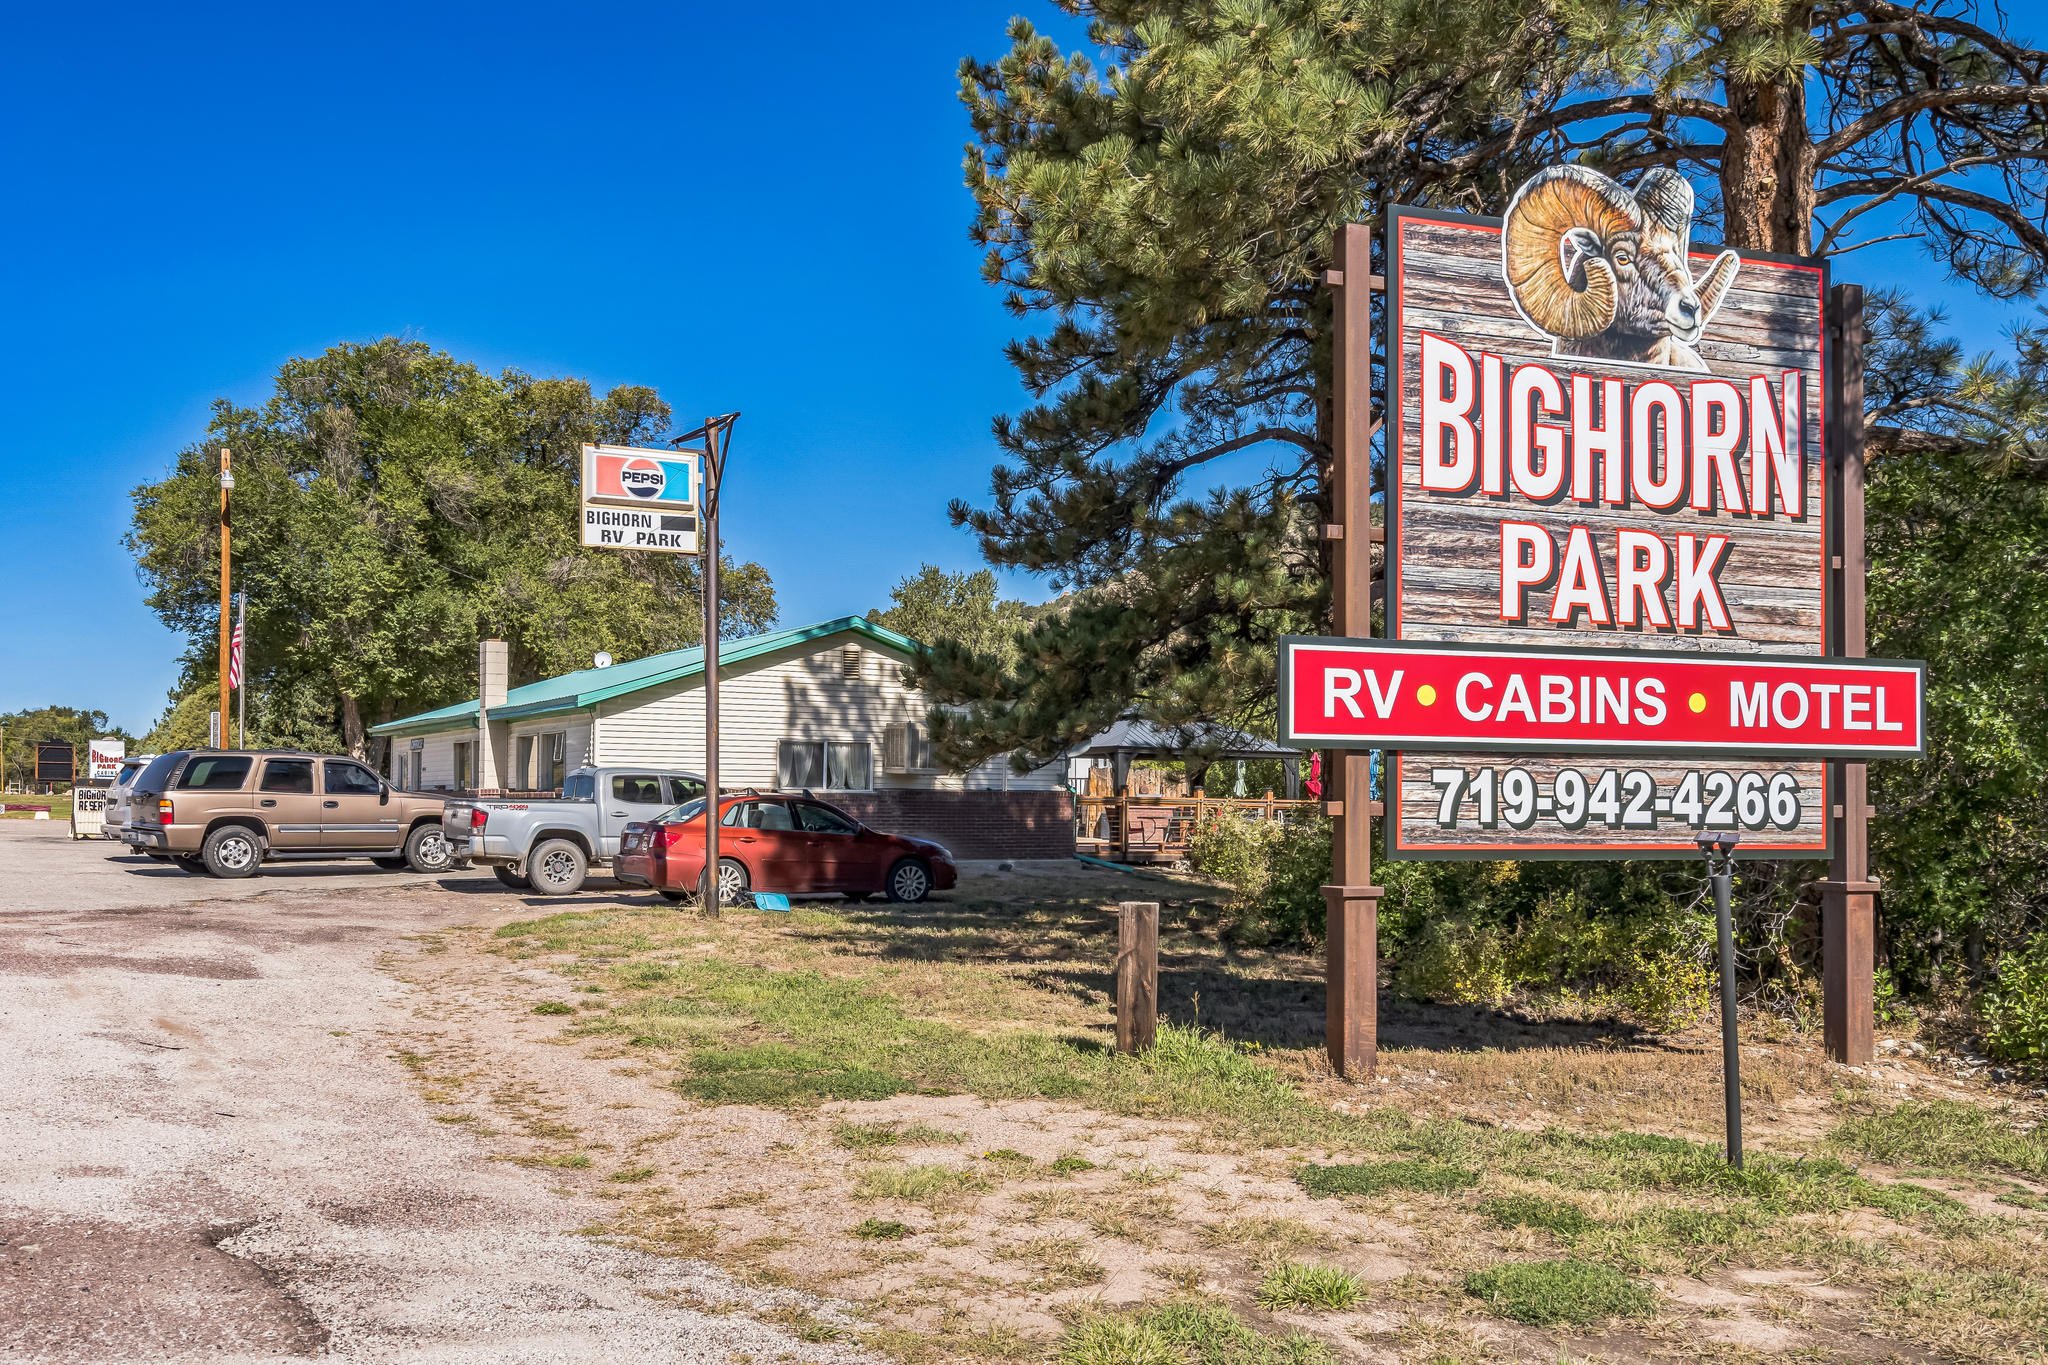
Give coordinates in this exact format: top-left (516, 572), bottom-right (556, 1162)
top-left (700, 416), bottom-right (728, 915)
top-left (1701, 834), bottom-right (1744, 1168)
top-left (1320, 223), bottom-right (1386, 1078)
top-left (218, 448), bottom-right (233, 748)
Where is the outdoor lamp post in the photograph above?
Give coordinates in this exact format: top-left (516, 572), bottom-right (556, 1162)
top-left (1698, 830), bottom-right (1744, 1168)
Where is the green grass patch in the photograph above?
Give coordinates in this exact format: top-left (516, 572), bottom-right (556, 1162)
top-left (1050, 1154), bottom-right (1098, 1176)
top-left (1833, 1100), bottom-right (2048, 1180)
top-left (1254, 1261), bottom-right (1365, 1311)
top-left (1059, 1300), bottom-right (1331, 1365)
top-left (500, 910), bottom-right (1358, 1142)
top-left (607, 1165), bottom-right (657, 1183)
top-left (853, 1163), bottom-right (988, 1204)
top-left (983, 1147), bottom-right (1034, 1167)
top-left (853, 1218), bottom-right (910, 1240)
top-left (832, 1121), bottom-right (968, 1152)
top-left (1464, 1259), bottom-right (1655, 1326)
top-left (1480, 1194), bottom-right (1593, 1238)
top-left (1296, 1159), bottom-right (1478, 1197)
top-left (527, 1152), bottom-right (592, 1169)
top-left (680, 1042), bottom-right (908, 1104)
top-left (532, 1001), bottom-right (575, 1015)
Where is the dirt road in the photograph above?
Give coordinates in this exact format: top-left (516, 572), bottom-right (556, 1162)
top-left (0, 821), bottom-right (865, 1363)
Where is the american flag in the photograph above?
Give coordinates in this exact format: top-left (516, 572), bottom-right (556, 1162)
top-left (228, 619), bottom-right (245, 689)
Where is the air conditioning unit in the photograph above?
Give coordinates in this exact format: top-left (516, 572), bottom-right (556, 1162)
top-left (882, 720), bottom-right (936, 774)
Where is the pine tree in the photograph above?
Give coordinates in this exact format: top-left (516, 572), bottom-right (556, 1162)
top-left (928, 1), bottom-right (2048, 765)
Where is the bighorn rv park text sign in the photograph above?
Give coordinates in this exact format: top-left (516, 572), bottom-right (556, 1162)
top-left (1281, 166), bottom-right (1924, 860)
top-left (580, 444), bottom-right (703, 554)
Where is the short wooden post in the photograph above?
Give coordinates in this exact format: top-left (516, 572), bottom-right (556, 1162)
top-left (1116, 901), bottom-right (1159, 1053)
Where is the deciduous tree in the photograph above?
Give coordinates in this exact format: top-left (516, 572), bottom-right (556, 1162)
top-left (129, 339), bottom-right (776, 761)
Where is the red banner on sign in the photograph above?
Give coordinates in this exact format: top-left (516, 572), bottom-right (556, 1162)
top-left (1280, 638), bottom-right (1924, 760)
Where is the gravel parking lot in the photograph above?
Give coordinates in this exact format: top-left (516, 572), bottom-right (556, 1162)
top-left (0, 820), bottom-right (866, 1363)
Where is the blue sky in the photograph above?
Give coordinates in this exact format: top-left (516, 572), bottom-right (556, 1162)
top-left (0, 2), bottom-right (2034, 735)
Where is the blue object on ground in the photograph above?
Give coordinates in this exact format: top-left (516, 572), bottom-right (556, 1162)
top-left (752, 892), bottom-right (792, 912)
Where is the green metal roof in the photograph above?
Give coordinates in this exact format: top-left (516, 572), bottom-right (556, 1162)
top-left (369, 616), bottom-right (926, 738)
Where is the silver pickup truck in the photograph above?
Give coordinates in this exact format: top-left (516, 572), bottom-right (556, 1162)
top-left (443, 765), bottom-right (705, 895)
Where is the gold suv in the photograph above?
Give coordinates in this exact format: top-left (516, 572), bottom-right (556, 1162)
top-left (122, 750), bottom-right (452, 878)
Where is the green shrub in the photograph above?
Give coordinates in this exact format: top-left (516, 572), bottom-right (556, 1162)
top-left (1394, 919), bottom-right (1513, 1007)
top-left (1983, 935), bottom-right (2048, 1071)
top-left (1616, 944), bottom-right (1715, 1033)
top-left (1187, 810), bottom-right (1330, 944)
top-left (1464, 1259), bottom-right (1655, 1325)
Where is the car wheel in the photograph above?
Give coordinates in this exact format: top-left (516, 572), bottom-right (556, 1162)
top-left (201, 826), bottom-right (263, 879)
top-left (528, 839), bottom-right (588, 896)
top-left (404, 823), bottom-right (452, 874)
top-left (716, 857), bottom-right (749, 907)
top-left (493, 866), bottom-right (532, 891)
top-left (372, 857), bottom-right (409, 871)
top-left (885, 858), bottom-right (932, 904)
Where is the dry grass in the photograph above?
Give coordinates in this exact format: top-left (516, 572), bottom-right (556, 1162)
top-left (416, 861), bottom-right (2048, 1365)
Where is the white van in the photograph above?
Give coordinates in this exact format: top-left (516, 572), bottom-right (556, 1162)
top-left (103, 755), bottom-right (158, 844)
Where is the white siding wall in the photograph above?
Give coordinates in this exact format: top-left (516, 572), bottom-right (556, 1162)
top-left (503, 717), bottom-right (593, 789)
top-left (593, 640), bottom-right (1062, 791)
top-left (388, 728), bottom-right (470, 790)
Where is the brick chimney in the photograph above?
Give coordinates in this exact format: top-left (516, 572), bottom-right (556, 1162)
top-left (477, 639), bottom-right (508, 791)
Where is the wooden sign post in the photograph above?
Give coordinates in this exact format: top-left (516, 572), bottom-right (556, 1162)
top-left (1321, 223), bottom-right (1386, 1079)
top-left (1115, 901), bottom-right (1159, 1054)
top-left (1821, 284), bottom-right (1878, 1066)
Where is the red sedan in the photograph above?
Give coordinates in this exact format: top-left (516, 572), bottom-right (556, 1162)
top-left (615, 792), bottom-right (958, 905)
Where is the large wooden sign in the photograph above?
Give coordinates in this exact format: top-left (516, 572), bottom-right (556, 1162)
top-left (1384, 168), bottom-right (1831, 858)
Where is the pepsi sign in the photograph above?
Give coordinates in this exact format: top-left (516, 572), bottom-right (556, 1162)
top-left (581, 443), bottom-right (701, 511)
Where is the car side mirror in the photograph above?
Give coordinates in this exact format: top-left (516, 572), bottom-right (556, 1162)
top-left (380, 787), bottom-right (391, 806)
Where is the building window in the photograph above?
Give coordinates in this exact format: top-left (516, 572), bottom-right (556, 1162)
top-left (777, 740), bottom-right (871, 791)
top-left (453, 741), bottom-right (476, 791)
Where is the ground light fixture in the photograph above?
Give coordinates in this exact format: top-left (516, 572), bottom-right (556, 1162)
top-left (1698, 830), bottom-right (1743, 1167)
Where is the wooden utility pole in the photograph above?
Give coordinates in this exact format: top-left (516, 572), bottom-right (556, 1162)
top-left (1822, 284), bottom-right (1877, 1065)
top-left (1115, 901), bottom-right (1160, 1053)
top-left (1321, 224), bottom-right (1386, 1078)
top-left (218, 448), bottom-right (233, 746)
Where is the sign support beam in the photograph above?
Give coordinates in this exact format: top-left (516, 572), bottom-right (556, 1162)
top-left (1821, 284), bottom-right (1877, 1066)
top-left (1323, 222), bottom-right (1383, 1079)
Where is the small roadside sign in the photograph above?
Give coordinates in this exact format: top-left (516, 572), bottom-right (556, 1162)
top-left (87, 739), bottom-right (125, 781)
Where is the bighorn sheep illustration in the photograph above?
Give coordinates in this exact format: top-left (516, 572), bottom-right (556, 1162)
top-left (1501, 166), bottom-right (1740, 373)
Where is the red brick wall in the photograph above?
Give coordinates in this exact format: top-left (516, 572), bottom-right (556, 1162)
top-left (828, 790), bottom-right (1075, 860)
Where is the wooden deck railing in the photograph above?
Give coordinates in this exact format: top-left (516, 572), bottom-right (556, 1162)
top-left (1075, 792), bottom-right (1317, 864)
